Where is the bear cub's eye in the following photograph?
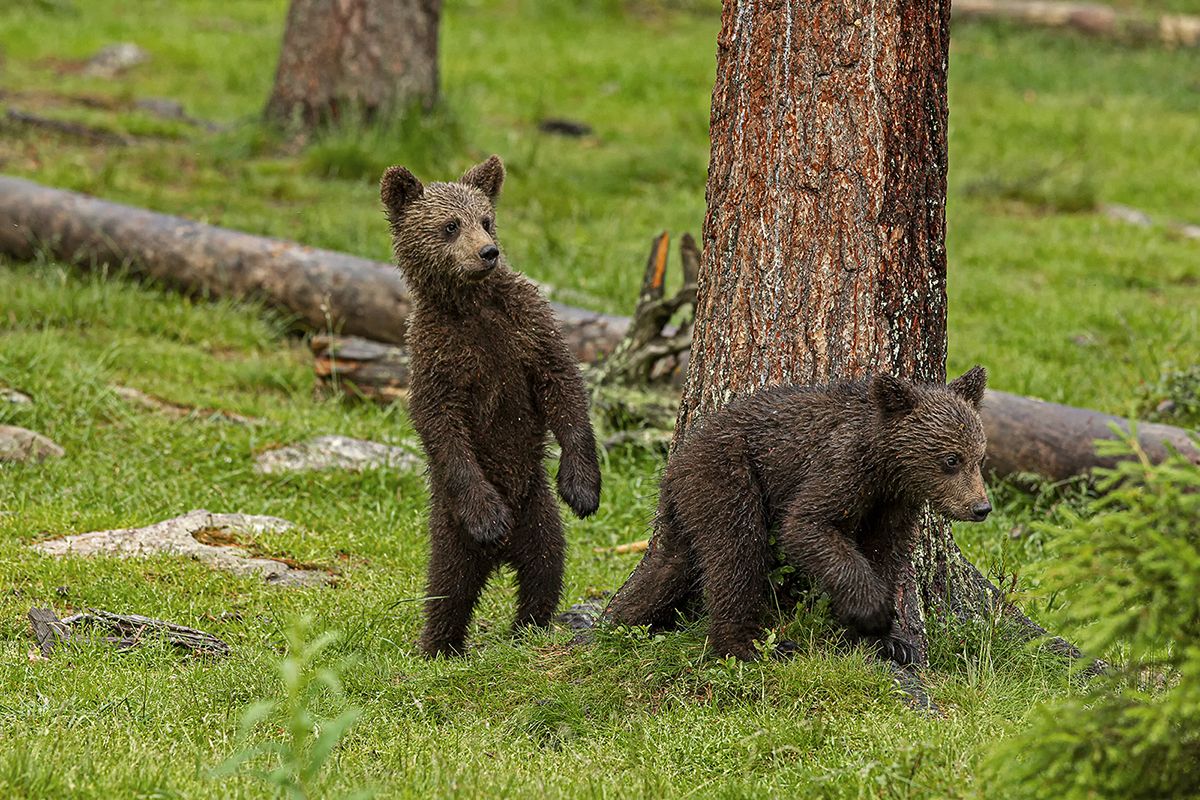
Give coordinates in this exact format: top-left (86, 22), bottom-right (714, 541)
top-left (443, 219), bottom-right (460, 237)
top-left (482, 217), bottom-right (493, 233)
top-left (942, 454), bottom-right (961, 472)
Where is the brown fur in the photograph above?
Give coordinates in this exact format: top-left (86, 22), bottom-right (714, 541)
top-left (605, 367), bottom-right (991, 665)
top-left (381, 155), bottom-right (601, 658)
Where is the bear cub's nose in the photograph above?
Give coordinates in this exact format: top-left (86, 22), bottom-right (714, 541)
top-left (970, 501), bottom-right (992, 521)
top-left (479, 245), bottom-right (500, 267)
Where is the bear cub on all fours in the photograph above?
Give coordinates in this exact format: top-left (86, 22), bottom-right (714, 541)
top-left (380, 155), bottom-right (601, 658)
top-left (606, 367), bottom-right (992, 665)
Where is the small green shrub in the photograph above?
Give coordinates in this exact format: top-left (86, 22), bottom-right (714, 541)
top-left (214, 617), bottom-right (366, 800)
top-left (987, 433), bottom-right (1200, 799)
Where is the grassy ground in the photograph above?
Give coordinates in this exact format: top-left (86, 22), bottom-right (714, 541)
top-left (1, 1), bottom-right (1198, 797)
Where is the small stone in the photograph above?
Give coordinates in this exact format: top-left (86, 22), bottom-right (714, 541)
top-left (254, 435), bottom-right (422, 474)
top-left (83, 43), bottom-right (150, 78)
top-left (1, 388), bottom-right (32, 405)
top-left (0, 426), bottom-right (65, 464)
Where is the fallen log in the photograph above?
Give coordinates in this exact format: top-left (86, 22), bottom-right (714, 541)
top-left (980, 391), bottom-right (1198, 482)
top-left (28, 606), bottom-right (230, 659)
top-left (954, 0), bottom-right (1200, 48)
top-left (0, 176), bottom-right (630, 354)
top-left (0, 178), bottom-right (1194, 483)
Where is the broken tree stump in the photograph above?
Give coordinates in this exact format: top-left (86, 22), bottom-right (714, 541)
top-left (590, 231), bottom-right (698, 386)
top-left (28, 607), bottom-right (71, 657)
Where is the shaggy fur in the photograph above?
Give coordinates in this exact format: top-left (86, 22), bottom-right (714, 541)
top-left (605, 368), bottom-right (992, 665)
top-left (381, 155), bottom-right (601, 658)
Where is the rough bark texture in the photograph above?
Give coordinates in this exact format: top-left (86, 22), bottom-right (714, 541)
top-left (955, 0), bottom-right (1200, 48)
top-left (265, 0), bottom-right (442, 126)
top-left (614, 0), bottom-right (970, 668)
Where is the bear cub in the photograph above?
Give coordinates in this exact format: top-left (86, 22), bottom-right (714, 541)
top-left (381, 155), bottom-right (601, 658)
top-left (606, 367), bottom-right (992, 665)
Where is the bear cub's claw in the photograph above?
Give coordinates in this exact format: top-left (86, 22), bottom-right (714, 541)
top-left (557, 455), bottom-right (601, 518)
top-left (840, 631), bottom-right (917, 666)
top-left (871, 635), bottom-right (917, 667)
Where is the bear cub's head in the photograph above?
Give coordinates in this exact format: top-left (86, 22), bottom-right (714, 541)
top-left (871, 366), bottom-right (991, 523)
top-left (380, 155), bottom-right (506, 291)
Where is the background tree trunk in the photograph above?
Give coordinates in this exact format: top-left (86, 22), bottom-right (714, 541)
top-left (615, 0), bottom-right (1003, 668)
top-left (264, 0), bottom-right (441, 127)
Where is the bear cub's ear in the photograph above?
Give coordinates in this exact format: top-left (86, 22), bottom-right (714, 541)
top-left (460, 155), bottom-right (505, 203)
top-left (871, 374), bottom-right (918, 416)
top-left (948, 365), bottom-right (987, 408)
top-left (381, 166), bottom-right (424, 219)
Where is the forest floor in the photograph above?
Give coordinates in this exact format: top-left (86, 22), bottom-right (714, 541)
top-left (1, 1), bottom-right (1198, 797)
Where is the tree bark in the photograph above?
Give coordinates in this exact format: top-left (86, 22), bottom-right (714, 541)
top-left (264, 0), bottom-right (442, 127)
top-left (612, 0), bottom-right (986, 669)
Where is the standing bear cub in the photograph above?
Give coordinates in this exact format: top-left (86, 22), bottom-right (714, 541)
top-left (381, 156), bottom-right (601, 658)
top-left (606, 367), bottom-right (992, 665)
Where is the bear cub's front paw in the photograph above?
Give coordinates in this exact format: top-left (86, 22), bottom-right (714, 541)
top-left (461, 483), bottom-right (513, 544)
top-left (840, 597), bottom-right (894, 638)
top-left (557, 453), bottom-right (601, 518)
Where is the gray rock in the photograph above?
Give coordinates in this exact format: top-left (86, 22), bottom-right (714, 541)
top-left (32, 509), bottom-right (330, 587)
top-left (1, 388), bottom-right (32, 405)
top-left (0, 426), bottom-right (64, 464)
top-left (83, 43), bottom-right (150, 78)
top-left (254, 435), bottom-right (422, 474)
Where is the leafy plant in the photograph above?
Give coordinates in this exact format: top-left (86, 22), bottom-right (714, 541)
top-left (987, 432), bottom-right (1200, 799)
top-left (214, 617), bottom-right (366, 799)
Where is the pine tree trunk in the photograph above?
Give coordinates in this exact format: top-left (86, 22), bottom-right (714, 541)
top-left (614, 0), bottom-right (1003, 667)
top-left (264, 0), bottom-right (441, 127)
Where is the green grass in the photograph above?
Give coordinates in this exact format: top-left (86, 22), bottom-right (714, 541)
top-left (1, 0), bottom-right (1198, 797)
